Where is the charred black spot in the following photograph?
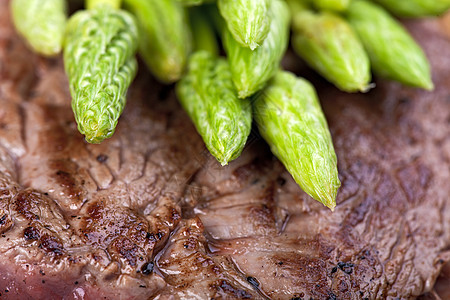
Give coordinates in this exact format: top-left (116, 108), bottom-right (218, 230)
top-left (146, 231), bottom-right (164, 242)
top-left (337, 262), bottom-right (354, 274)
top-left (0, 214), bottom-right (7, 224)
top-left (327, 292), bottom-right (337, 300)
top-left (24, 226), bottom-right (40, 240)
top-left (331, 266), bottom-right (338, 274)
top-left (96, 154), bottom-right (108, 163)
top-left (141, 262), bottom-right (154, 275)
top-left (246, 276), bottom-right (259, 288)
top-left (276, 177), bottom-right (286, 186)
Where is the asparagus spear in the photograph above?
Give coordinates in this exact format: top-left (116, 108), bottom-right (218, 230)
top-left (314, 0), bottom-right (351, 12)
top-left (86, 0), bottom-right (121, 9)
top-left (253, 70), bottom-right (340, 210)
top-left (371, 0), bottom-right (450, 17)
top-left (64, 4), bottom-right (139, 143)
top-left (189, 6), bottom-right (219, 56)
top-left (218, 0), bottom-right (271, 50)
top-left (176, 0), bottom-right (214, 6)
top-left (224, 0), bottom-right (290, 99)
top-left (176, 51), bottom-right (252, 166)
top-left (346, 0), bottom-right (433, 90)
top-left (124, 0), bottom-right (192, 83)
top-left (291, 9), bottom-right (372, 92)
top-left (11, 0), bottom-right (67, 56)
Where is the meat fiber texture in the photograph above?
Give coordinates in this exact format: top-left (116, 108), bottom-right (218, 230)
top-left (1, 2), bottom-right (450, 300)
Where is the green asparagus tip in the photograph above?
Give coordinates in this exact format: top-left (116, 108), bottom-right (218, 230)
top-left (247, 40), bottom-right (259, 51)
top-left (360, 82), bottom-right (376, 93)
top-left (219, 159), bottom-right (229, 167)
top-left (238, 89), bottom-right (252, 99)
top-left (215, 150), bottom-right (234, 166)
top-left (321, 190), bottom-right (337, 211)
top-left (311, 177), bottom-right (339, 211)
top-left (78, 113), bottom-right (114, 144)
top-left (422, 79), bottom-right (434, 91)
top-left (327, 203), bottom-right (336, 212)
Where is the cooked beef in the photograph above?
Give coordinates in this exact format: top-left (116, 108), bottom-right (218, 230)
top-left (1, 2), bottom-right (449, 299)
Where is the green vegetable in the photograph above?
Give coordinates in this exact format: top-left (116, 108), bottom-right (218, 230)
top-left (371, 0), bottom-right (450, 17)
top-left (218, 0), bottom-right (271, 50)
top-left (287, 0), bottom-right (349, 12)
top-left (224, 0), bottom-right (290, 99)
top-left (313, 0), bottom-right (351, 11)
top-left (285, 0), bottom-right (309, 15)
top-left (189, 6), bottom-right (219, 56)
top-left (253, 71), bottom-right (340, 210)
top-left (176, 51), bottom-right (252, 166)
top-left (124, 0), bottom-right (192, 83)
top-left (203, 2), bottom-right (227, 35)
top-left (86, 0), bottom-right (121, 9)
top-left (64, 6), bottom-right (139, 143)
top-left (176, 0), bottom-right (214, 6)
top-left (291, 10), bottom-right (371, 92)
top-left (11, 0), bottom-right (67, 56)
top-left (346, 0), bottom-right (433, 90)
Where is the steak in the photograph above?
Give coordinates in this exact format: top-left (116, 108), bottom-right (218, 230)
top-left (1, 2), bottom-right (450, 299)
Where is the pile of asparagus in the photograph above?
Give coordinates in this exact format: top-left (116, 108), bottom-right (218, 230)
top-left (11, 0), bottom-right (449, 210)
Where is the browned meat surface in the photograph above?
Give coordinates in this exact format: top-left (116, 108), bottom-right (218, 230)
top-left (1, 1), bottom-right (449, 299)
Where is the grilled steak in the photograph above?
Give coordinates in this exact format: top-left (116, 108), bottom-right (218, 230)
top-left (1, 2), bottom-right (449, 299)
